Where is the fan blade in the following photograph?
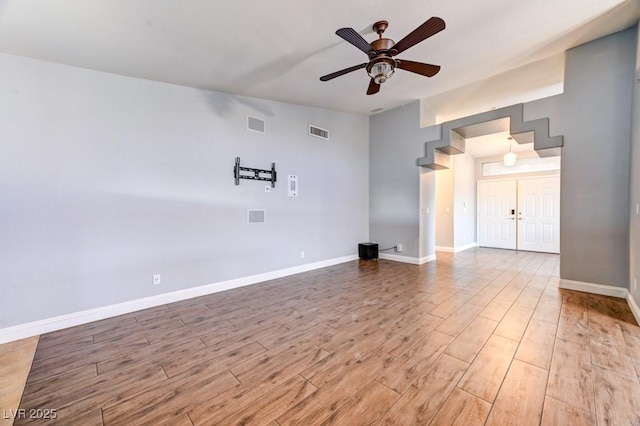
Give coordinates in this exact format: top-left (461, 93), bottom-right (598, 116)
top-left (320, 63), bottom-right (368, 81)
top-left (367, 79), bottom-right (380, 95)
top-left (396, 60), bottom-right (441, 77)
top-left (336, 28), bottom-right (375, 56)
top-left (391, 17), bottom-right (445, 55)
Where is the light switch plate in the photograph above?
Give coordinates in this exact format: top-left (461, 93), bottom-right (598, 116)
top-left (288, 175), bottom-right (298, 197)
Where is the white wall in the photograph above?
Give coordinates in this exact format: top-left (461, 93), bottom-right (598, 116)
top-left (0, 53), bottom-right (369, 328)
top-left (630, 24), bottom-right (640, 306)
top-left (435, 165), bottom-right (454, 248)
top-left (452, 152), bottom-right (476, 248)
top-left (435, 152), bottom-right (476, 251)
top-left (419, 170), bottom-right (436, 259)
top-left (422, 54), bottom-right (565, 124)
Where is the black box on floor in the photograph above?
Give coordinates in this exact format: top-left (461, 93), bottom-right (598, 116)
top-left (358, 242), bottom-right (379, 260)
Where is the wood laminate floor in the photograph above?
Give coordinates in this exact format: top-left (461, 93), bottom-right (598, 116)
top-left (8, 248), bottom-right (640, 425)
top-left (0, 337), bottom-right (39, 426)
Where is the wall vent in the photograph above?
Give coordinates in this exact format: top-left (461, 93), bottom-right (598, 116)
top-left (247, 116), bottom-right (265, 133)
top-left (247, 209), bottom-right (266, 224)
top-left (309, 124), bottom-right (329, 140)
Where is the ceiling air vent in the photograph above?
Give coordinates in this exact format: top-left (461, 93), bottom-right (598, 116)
top-left (247, 116), bottom-right (265, 133)
top-left (309, 125), bottom-right (329, 140)
top-left (247, 209), bottom-right (266, 224)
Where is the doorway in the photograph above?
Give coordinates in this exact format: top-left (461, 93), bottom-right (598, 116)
top-left (478, 176), bottom-right (560, 253)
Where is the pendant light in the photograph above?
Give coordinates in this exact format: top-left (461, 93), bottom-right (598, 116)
top-left (504, 136), bottom-right (517, 166)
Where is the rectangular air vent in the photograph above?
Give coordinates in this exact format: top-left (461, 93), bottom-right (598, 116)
top-left (247, 209), bottom-right (266, 224)
top-left (247, 116), bottom-right (265, 133)
top-left (309, 124), bottom-right (329, 140)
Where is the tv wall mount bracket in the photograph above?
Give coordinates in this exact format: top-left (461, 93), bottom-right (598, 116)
top-left (233, 157), bottom-right (277, 188)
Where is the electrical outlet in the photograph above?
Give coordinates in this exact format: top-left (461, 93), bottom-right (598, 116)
top-left (300, 251), bottom-right (305, 259)
top-left (396, 244), bottom-right (403, 252)
top-left (153, 274), bottom-right (161, 285)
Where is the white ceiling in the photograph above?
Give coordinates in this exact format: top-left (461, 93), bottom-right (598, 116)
top-left (0, 0), bottom-right (638, 116)
top-left (464, 132), bottom-right (537, 159)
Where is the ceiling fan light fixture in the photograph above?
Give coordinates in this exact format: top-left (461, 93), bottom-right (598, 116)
top-left (368, 59), bottom-right (394, 84)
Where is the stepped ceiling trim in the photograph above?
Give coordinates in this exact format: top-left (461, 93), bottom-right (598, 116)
top-left (417, 103), bottom-right (563, 170)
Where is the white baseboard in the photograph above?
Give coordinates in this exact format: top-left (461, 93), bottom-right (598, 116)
top-left (378, 253), bottom-right (436, 265)
top-left (0, 254), bottom-right (358, 345)
top-left (455, 242), bottom-right (479, 253)
top-left (627, 293), bottom-right (640, 325)
top-left (559, 278), bottom-right (640, 324)
top-left (419, 254), bottom-right (437, 264)
top-left (435, 242), bottom-right (478, 253)
top-left (559, 279), bottom-right (628, 299)
top-left (435, 246), bottom-right (454, 253)
top-left (379, 253), bottom-right (418, 264)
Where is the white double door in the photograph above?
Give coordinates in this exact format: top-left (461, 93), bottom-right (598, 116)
top-left (478, 176), bottom-right (560, 253)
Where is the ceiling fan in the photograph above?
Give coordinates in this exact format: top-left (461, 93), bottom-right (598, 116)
top-left (320, 17), bottom-right (445, 95)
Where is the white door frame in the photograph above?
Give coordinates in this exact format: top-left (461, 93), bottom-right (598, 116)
top-left (477, 174), bottom-right (561, 253)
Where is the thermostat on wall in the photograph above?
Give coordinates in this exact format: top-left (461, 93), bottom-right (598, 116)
top-left (288, 175), bottom-right (298, 197)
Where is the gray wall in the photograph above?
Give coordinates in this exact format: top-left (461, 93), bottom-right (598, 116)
top-left (492, 28), bottom-right (635, 287)
top-left (631, 24), bottom-right (640, 305)
top-left (444, 28), bottom-right (636, 289)
top-left (369, 101), bottom-right (417, 258)
top-left (372, 27), bottom-right (636, 290)
top-left (525, 28), bottom-right (635, 288)
top-left (369, 101), bottom-right (439, 260)
top-left (0, 53), bottom-right (369, 327)
top-left (488, 28), bottom-right (635, 288)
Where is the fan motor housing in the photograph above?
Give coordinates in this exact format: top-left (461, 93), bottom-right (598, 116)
top-left (371, 38), bottom-right (395, 53)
